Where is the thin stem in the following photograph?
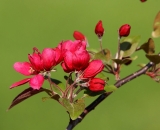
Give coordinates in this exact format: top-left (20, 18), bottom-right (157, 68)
top-left (66, 62), bottom-right (154, 130)
top-left (74, 86), bottom-right (84, 97)
top-left (48, 77), bottom-right (64, 95)
top-left (47, 78), bottom-right (55, 95)
top-left (98, 38), bottom-right (105, 55)
top-left (99, 38), bottom-right (103, 52)
top-left (64, 81), bottom-right (77, 99)
top-left (104, 64), bottom-right (114, 74)
top-left (117, 36), bottom-right (121, 59)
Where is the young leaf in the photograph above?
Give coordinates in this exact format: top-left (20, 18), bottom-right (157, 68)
top-left (139, 38), bottom-right (155, 54)
top-left (104, 85), bottom-right (117, 92)
top-left (49, 77), bottom-right (65, 94)
top-left (112, 56), bottom-right (137, 65)
top-left (83, 89), bottom-right (105, 98)
top-left (93, 48), bottom-right (111, 64)
top-left (152, 11), bottom-right (160, 38)
top-left (42, 94), bottom-right (60, 102)
top-left (138, 63), bottom-right (146, 68)
top-left (146, 54), bottom-right (160, 64)
top-left (62, 98), bottom-right (85, 120)
top-left (8, 88), bottom-right (52, 110)
top-left (120, 36), bottom-right (141, 57)
top-left (95, 72), bottom-right (109, 81)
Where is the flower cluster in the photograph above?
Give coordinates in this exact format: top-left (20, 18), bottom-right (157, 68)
top-left (10, 40), bottom-right (105, 91)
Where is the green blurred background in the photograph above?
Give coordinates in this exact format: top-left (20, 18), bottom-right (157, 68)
top-left (1, 0), bottom-right (160, 130)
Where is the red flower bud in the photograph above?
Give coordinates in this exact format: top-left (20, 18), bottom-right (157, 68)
top-left (73, 31), bottom-right (85, 41)
top-left (95, 20), bottom-right (104, 38)
top-left (140, 0), bottom-right (146, 2)
top-left (89, 78), bottom-right (105, 91)
top-left (119, 24), bottom-right (131, 37)
top-left (82, 60), bottom-right (104, 78)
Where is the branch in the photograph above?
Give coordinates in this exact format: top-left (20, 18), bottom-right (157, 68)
top-left (66, 62), bottom-right (154, 130)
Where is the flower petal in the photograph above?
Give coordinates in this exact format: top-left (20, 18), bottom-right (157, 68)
top-left (10, 78), bottom-right (31, 89)
top-left (29, 74), bottom-right (44, 90)
top-left (83, 60), bottom-right (104, 78)
top-left (13, 62), bottom-right (32, 76)
top-left (42, 48), bottom-right (56, 71)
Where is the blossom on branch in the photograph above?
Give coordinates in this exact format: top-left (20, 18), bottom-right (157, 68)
top-left (89, 78), bottom-right (105, 91)
top-left (81, 60), bottom-right (104, 79)
top-left (60, 40), bottom-right (90, 72)
top-left (95, 20), bottom-right (104, 38)
top-left (119, 24), bottom-right (131, 37)
top-left (73, 31), bottom-right (85, 41)
top-left (10, 47), bottom-right (62, 90)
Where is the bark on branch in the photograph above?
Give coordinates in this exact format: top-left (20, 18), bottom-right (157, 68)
top-left (66, 62), bottom-right (154, 130)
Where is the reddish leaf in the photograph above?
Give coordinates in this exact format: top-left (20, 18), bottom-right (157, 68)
top-left (8, 87), bottom-right (52, 110)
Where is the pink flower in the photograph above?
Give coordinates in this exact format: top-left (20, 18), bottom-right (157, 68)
top-left (10, 46), bottom-right (63, 90)
top-left (58, 40), bottom-right (90, 73)
top-left (119, 24), bottom-right (131, 37)
top-left (28, 47), bottom-right (44, 72)
top-left (73, 31), bottom-right (85, 41)
top-left (62, 50), bottom-right (90, 72)
top-left (53, 47), bottom-right (63, 65)
top-left (82, 60), bottom-right (104, 78)
top-left (59, 40), bottom-right (87, 54)
top-left (95, 20), bottom-right (104, 38)
top-left (11, 61), bottom-right (44, 90)
top-left (42, 48), bottom-right (56, 71)
top-left (89, 78), bottom-right (105, 91)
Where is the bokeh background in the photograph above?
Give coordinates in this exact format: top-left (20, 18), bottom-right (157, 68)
top-left (1, 0), bottom-right (160, 130)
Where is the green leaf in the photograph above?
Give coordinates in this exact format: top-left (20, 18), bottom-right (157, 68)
top-left (42, 94), bottom-right (60, 102)
top-left (83, 89), bottom-right (105, 98)
top-left (95, 72), bottom-right (109, 81)
top-left (112, 56), bottom-right (137, 65)
top-left (120, 36), bottom-right (141, 57)
top-left (138, 63), bottom-right (146, 68)
top-left (58, 83), bottom-right (65, 91)
top-left (49, 77), bottom-right (64, 94)
top-left (93, 48), bottom-right (112, 64)
top-left (62, 98), bottom-right (85, 120)
top-left (152, 11), bottom-right (160, 38)
top-left (87, 47), bottom-right (99, 53)
top-left (104, 85), bottom-right (117, 92)
top-left (139, 38), bottom-right (155, 54)
top-left (146, 54), bottom-right (160, 64)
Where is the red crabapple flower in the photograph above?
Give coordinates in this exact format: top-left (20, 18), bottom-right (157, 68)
top-left (10, 47), bottom-right (62, 90)
top-left (77, 60), bottom-right (105, 91)
top-left (95, 20), bottom-right (104, 39)
top-left (59, 40), bottom-right (90, 73)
